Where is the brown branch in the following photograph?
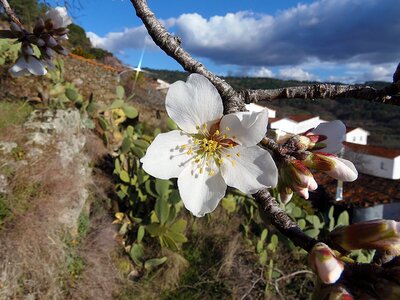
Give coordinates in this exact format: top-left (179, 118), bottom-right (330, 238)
top-left (0, 0), bottom-right (22, 27)
top-left (253, 188), bottom-right (317, 252)
top-left (130, 0), bottom-right (245, 114)
top-left (240, 82), bottom-right (400, 106)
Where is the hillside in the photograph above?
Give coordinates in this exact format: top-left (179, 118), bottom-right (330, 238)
top-left (144, 68), bottom-right (400, 148)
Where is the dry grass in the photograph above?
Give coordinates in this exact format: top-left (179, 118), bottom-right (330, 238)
top-left (0, 127), bottom-right (98, 298)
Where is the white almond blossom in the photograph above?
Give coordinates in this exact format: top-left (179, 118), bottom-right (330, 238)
top-left (141, 74), bottom-right (278, 217)
top-left (45, 7), bottom-right (72, 29)
top-left (308, 120), bottom-right (346, 154)
top-left (9, 55), bottom-right (47, 77)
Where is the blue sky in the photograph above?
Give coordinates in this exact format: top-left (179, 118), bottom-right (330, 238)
top-left (49, 0), bottom-right (399, 83)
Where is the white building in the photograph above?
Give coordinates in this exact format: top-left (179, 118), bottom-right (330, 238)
top-left (245, 103), bottom-right (276, 118)
top-left (345, 127), bottom-right (370, 145)
top-left (344, 142), bottom-right (400, 180)
top-left (269, 115), bottom-right (322, 135)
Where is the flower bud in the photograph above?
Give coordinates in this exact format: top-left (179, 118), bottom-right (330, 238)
top-left (280, 159), bottom-right (318, 200)
top-left (330, 219), bottom-right (400, 253)
top-left (34, 18), bottom-right (45, 35)
top-left (329, 285), bottom-right (353, 300)
top-left (278, 185), bottom-right (293, 204)
top-left (303, 152), bottom-right (357, 182)
top-left (309, 242), bottom-right (344, 284)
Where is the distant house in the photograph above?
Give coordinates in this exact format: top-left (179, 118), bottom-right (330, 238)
top-left (269, 114), bottom-right (322, 135)
top-left (345, 127), bottom-right (370, 145)
top-left (245, 103), bottom-right (276, 118)
top-left (155, 79), bottom-right (170, 90)
top-left (344, 142), bottom-right (400, 180)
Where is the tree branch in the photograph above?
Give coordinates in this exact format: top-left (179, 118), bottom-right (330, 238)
top-left (130, 0), bottom-right (245, 114)
top-left (240, 82), bottom-right (400, 106)
top-left (253, 188), bottom-right (317, 252)
top-left (0, 0), bottom-right (23, 26)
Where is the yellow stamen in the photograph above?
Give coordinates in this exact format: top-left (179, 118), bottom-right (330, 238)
top-left (209, 169), bottom-right (215, 176)
top-left (200, 167), bottom-right (203, 174)
top-left (225, 127), bottom-right (230, 131)
top-left (236, 153), bottom-right (241, 157)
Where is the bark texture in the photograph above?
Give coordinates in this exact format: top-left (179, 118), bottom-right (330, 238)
top-left (130, 0), bottom-right (246, 114)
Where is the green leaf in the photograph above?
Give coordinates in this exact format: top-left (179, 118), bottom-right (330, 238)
top-left (166, 117), bottom-right (178, 130)
top-left (292, 206), bottom-right (302, 218)
top-left (98, 117), bottom-right (108, 131)
top-left (127, 125), bottom-right (134, 136)
top-left (155, 198), bottom-right (170, 225)
top-left (65, 88), bottom-right (78, 101)
top-left (121, 137), bottom-right (131, 154)
top-left (168, 190), bottom-right (181, 205)
top-left (259, 249), bottom-right (267, 266)
top-left (110, 99), bottom-right (124, 109)
top-left (261, 229), bottom-right (268, 243)
top-left (337, 211), bottom-right (349, 227)
top-left (137, 169), bottom-right (149, 185)
top-left (144, 257), bottom-right (167, 271)
top-left (116, 85), bottom-right (125, 99)
top-left (144, 180), bottom-right (157, 198)
top-left (114, 158), bottom-right (121, 174)
top-left (298, 219), bottom-right (306, 230)
top-left (256, 240), bottom-right (263, 253)
top-left (129, 243), bottom-right (144, 266)
top-left (221, 196), bottom-right (236, 213)
top-left (304, 228), bottom-right (320, 238)
top-left (137, 226), bottom-right (145, 243)
top-left (153, 128), bottom-right (161, 137)
top-left (165, 229), bottom-right (187, 244)
top-left (155, 179), bottom-right (171, 198)
top-left (119, 170), bottom-right (130, 183)
top-left (132, 139), bottom-right (150, 149)
top-left (122, 105), bottom-right (138, 119)
top-left (132, 146), bottom-right (145, 158)
top-left (169, 219), bottom-right (187, 234)
top-left (146, 223), bottom-right (166, 236)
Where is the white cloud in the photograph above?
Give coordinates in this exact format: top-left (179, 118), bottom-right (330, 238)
top-left (86, 26), bottom-right (156, 53)
top-left (86, 0), bottom-right (400, 82)
top-left (278, 67), bottom-right (319, 81)
top-left (251, 67), bottom-right (274, 78)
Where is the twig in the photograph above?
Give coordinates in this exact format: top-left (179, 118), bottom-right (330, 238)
top-left (240, 82), bottom-right (400, 106)
top-left (253, 188), bottom-right (317, 252)
top-left (275, 270), bottom-right (313, 284)
top-left (240, 273), bottom-right (263, 300)
top-left (274, 270), bottom-right (313, 299)
top-left (0, 0), bottom-right (22, 26)
top-left (130, 0), bottom-right (245, 114)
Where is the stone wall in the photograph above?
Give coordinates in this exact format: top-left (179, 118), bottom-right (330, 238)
top-left (0, 54), bottom-right (119, 103)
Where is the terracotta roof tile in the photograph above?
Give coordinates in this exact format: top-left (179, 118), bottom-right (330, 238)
top-left (286, 114), bottom-right (317, 122)
top-left (344, 142), bottom-right (400, 159)
top-left (315, 173), bottom-right (400, 208)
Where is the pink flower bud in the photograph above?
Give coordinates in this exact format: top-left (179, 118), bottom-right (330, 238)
top-left (303, 152), bottom-right (357, 182)
top-left (330, 219), bottom-right (400, 253)
top-left (309, 243), bottom-right (344, 284)
top-left (329, 286), bottom-right (354, 300)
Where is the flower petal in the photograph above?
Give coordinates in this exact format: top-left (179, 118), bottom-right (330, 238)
top-left (220, 109), bottom-right (268, 146)
top-left (9, 56), bottom-right (27, 75)
top-left (220, 145), bottom-right (278, 194)
top-left (140, 130), bottom-right (193, 179)
top-left (325, 157), bottom-right (358, 182)
top-left (166, 74), bottom-right (223, 133)
top-left (178, 160), bottom-right (226, 217)
top-left (311, 120), bottom-right (346, 154)
top-left (26, 56), bottom-right (47, 75)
